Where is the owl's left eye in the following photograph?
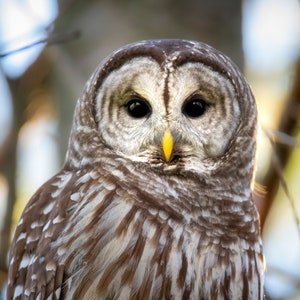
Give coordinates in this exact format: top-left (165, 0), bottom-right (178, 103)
top-left (126, 98), bottom-right (151, 118)
top-left (182, 96), bottom-right (208, 118)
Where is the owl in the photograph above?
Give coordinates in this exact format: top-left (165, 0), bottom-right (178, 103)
top-left (7, 39), bottom-right (264, 299)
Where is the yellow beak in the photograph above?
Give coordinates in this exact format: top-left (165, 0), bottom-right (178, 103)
top-left (162, 128), bottom-right (174, 162)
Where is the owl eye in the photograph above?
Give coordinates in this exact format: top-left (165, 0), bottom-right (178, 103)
top-left (126, 98), bottom-right (151, 118)
top-left (182, 96), bottom-right (208, 118)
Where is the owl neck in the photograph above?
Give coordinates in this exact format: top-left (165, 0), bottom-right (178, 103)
top-left (167, 175), bottom-right (260, 241)
top-left (103, 156), bottom-right (259, 231)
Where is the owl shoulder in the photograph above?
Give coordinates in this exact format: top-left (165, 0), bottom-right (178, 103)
top-left (7, 169), bottom-right (75, 299)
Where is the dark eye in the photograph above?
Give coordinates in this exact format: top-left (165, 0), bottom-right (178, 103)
top-left (126, 98), bottom-right (151, 118)
top-left (182, 96), bottom-right (208, 118)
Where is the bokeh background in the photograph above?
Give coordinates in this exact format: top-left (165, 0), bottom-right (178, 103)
top-left (0, 0), bottom-right (299, 298)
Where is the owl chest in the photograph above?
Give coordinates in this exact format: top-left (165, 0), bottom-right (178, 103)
top-left (65, 204), bottom-right (261, 299)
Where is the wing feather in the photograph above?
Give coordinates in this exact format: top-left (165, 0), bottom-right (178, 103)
top-left (7, 170), bottom-right (74, 299)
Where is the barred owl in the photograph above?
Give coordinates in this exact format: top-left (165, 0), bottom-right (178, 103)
top-left (7, 39), bottom-right (264, 299)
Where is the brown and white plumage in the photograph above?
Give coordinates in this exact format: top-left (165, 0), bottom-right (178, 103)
top-left (8, 39), bottom-right (264, 299)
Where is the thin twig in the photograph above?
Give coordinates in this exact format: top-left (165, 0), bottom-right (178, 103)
top-left (0, 30), bottom-right (80, 58)
top-left (259, 58), bottom-right (300, 228)
top-left (265, 129), bottom-right (300, 147)
top-left (265, 131), bottom-right (300, 238)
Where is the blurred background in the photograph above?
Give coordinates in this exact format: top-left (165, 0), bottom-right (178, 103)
top-left (0, 0), bottom-right (299, 298)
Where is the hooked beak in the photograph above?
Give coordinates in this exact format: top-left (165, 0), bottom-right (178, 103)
top-left (162, 128), bottom-right (174, 162)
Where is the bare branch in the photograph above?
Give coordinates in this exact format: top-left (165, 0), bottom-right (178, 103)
top-left (259, 58), bottom-right (300, 228)
top-left (264, 129), bottom-right (300, 147)
top-left (0, 30), bottom-right (80, 58)
top-left (266, 132), bottom-right (300, 237)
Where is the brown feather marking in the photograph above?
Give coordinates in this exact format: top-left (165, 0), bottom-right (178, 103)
top-left (156, 227), bottom-right (173, 299)
top-left (115, 206), bottom-right (137, 236)
top-left (242, 267), bottom-right (250, 299)
top-left (95, 209), bottom-right (144, 293)
top-left (177, 250), bottom-right (188, 290)
top-left (121, 214), bottom-right (147, 286)
top-left (131, 265), bottom-right (154, 299)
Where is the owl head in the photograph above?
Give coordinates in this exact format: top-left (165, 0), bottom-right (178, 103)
top-left (66, 40), bottom-right (257, 183)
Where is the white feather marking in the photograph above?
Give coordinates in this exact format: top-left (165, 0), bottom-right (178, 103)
top-left (76, 172), bottom-right (91, 184)
top-left (45, 231), bottom-right (53, 238)
top-left (55, 288), bottom-right (61, 299)
top-left (19, 255), bottom-right (30, 269)
top-left (51, 173), bottom-right (73, 197)
top-left (158, 210), bottom-right (168, 220)
top-left (16, 232), bottom-right (26, 242)
top-left (53, 215), bottom-right (64, 224)
top-left (70, 192), bottom-right (80, 201)
top-left (142, 219), bottom-right (156, 239)
top-left (43, 201), bottom-right (55, 215)
top-left (28, 256), bottom-right (37, 266)
top-left (102, 181), bottom-right (116, 191)
top-left (148, 208), bottom-right (157, 216)
top-left (46, 261), bottom-right (56, 272)
top-left (17, 218), bottom-right (24, 226)
top-left (51, 172), bottom-right (72, 187)
top-left (24, 289), bottom-right (30, 296)
top-left (57, 247), bottom-right (66, 256)
top-left (243, 214), bottom-right (252, 222)
top-left (31, 274), bottom-right (37, 280)
top-left (13, 285), bottom-right (23, 297)
top-left (89, 170), bottom-right (99, 179)
top-left (43, 220), bottom-right (51, 232)
top-left (27, 235), bottom-right (40, 243)
top-left (30, 220), bottom-right (43, 229)
top-left (111, 169), bottom-right (124, 179)
top-left (51, 189), bottom-right (61, 198)
top-left (56, 172), bottom-right (72, 186)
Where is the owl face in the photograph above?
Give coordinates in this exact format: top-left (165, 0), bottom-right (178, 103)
top-left (95, 56), bottom-right (241, 172)
top-left (67, 40), bottom-right (256, 178)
